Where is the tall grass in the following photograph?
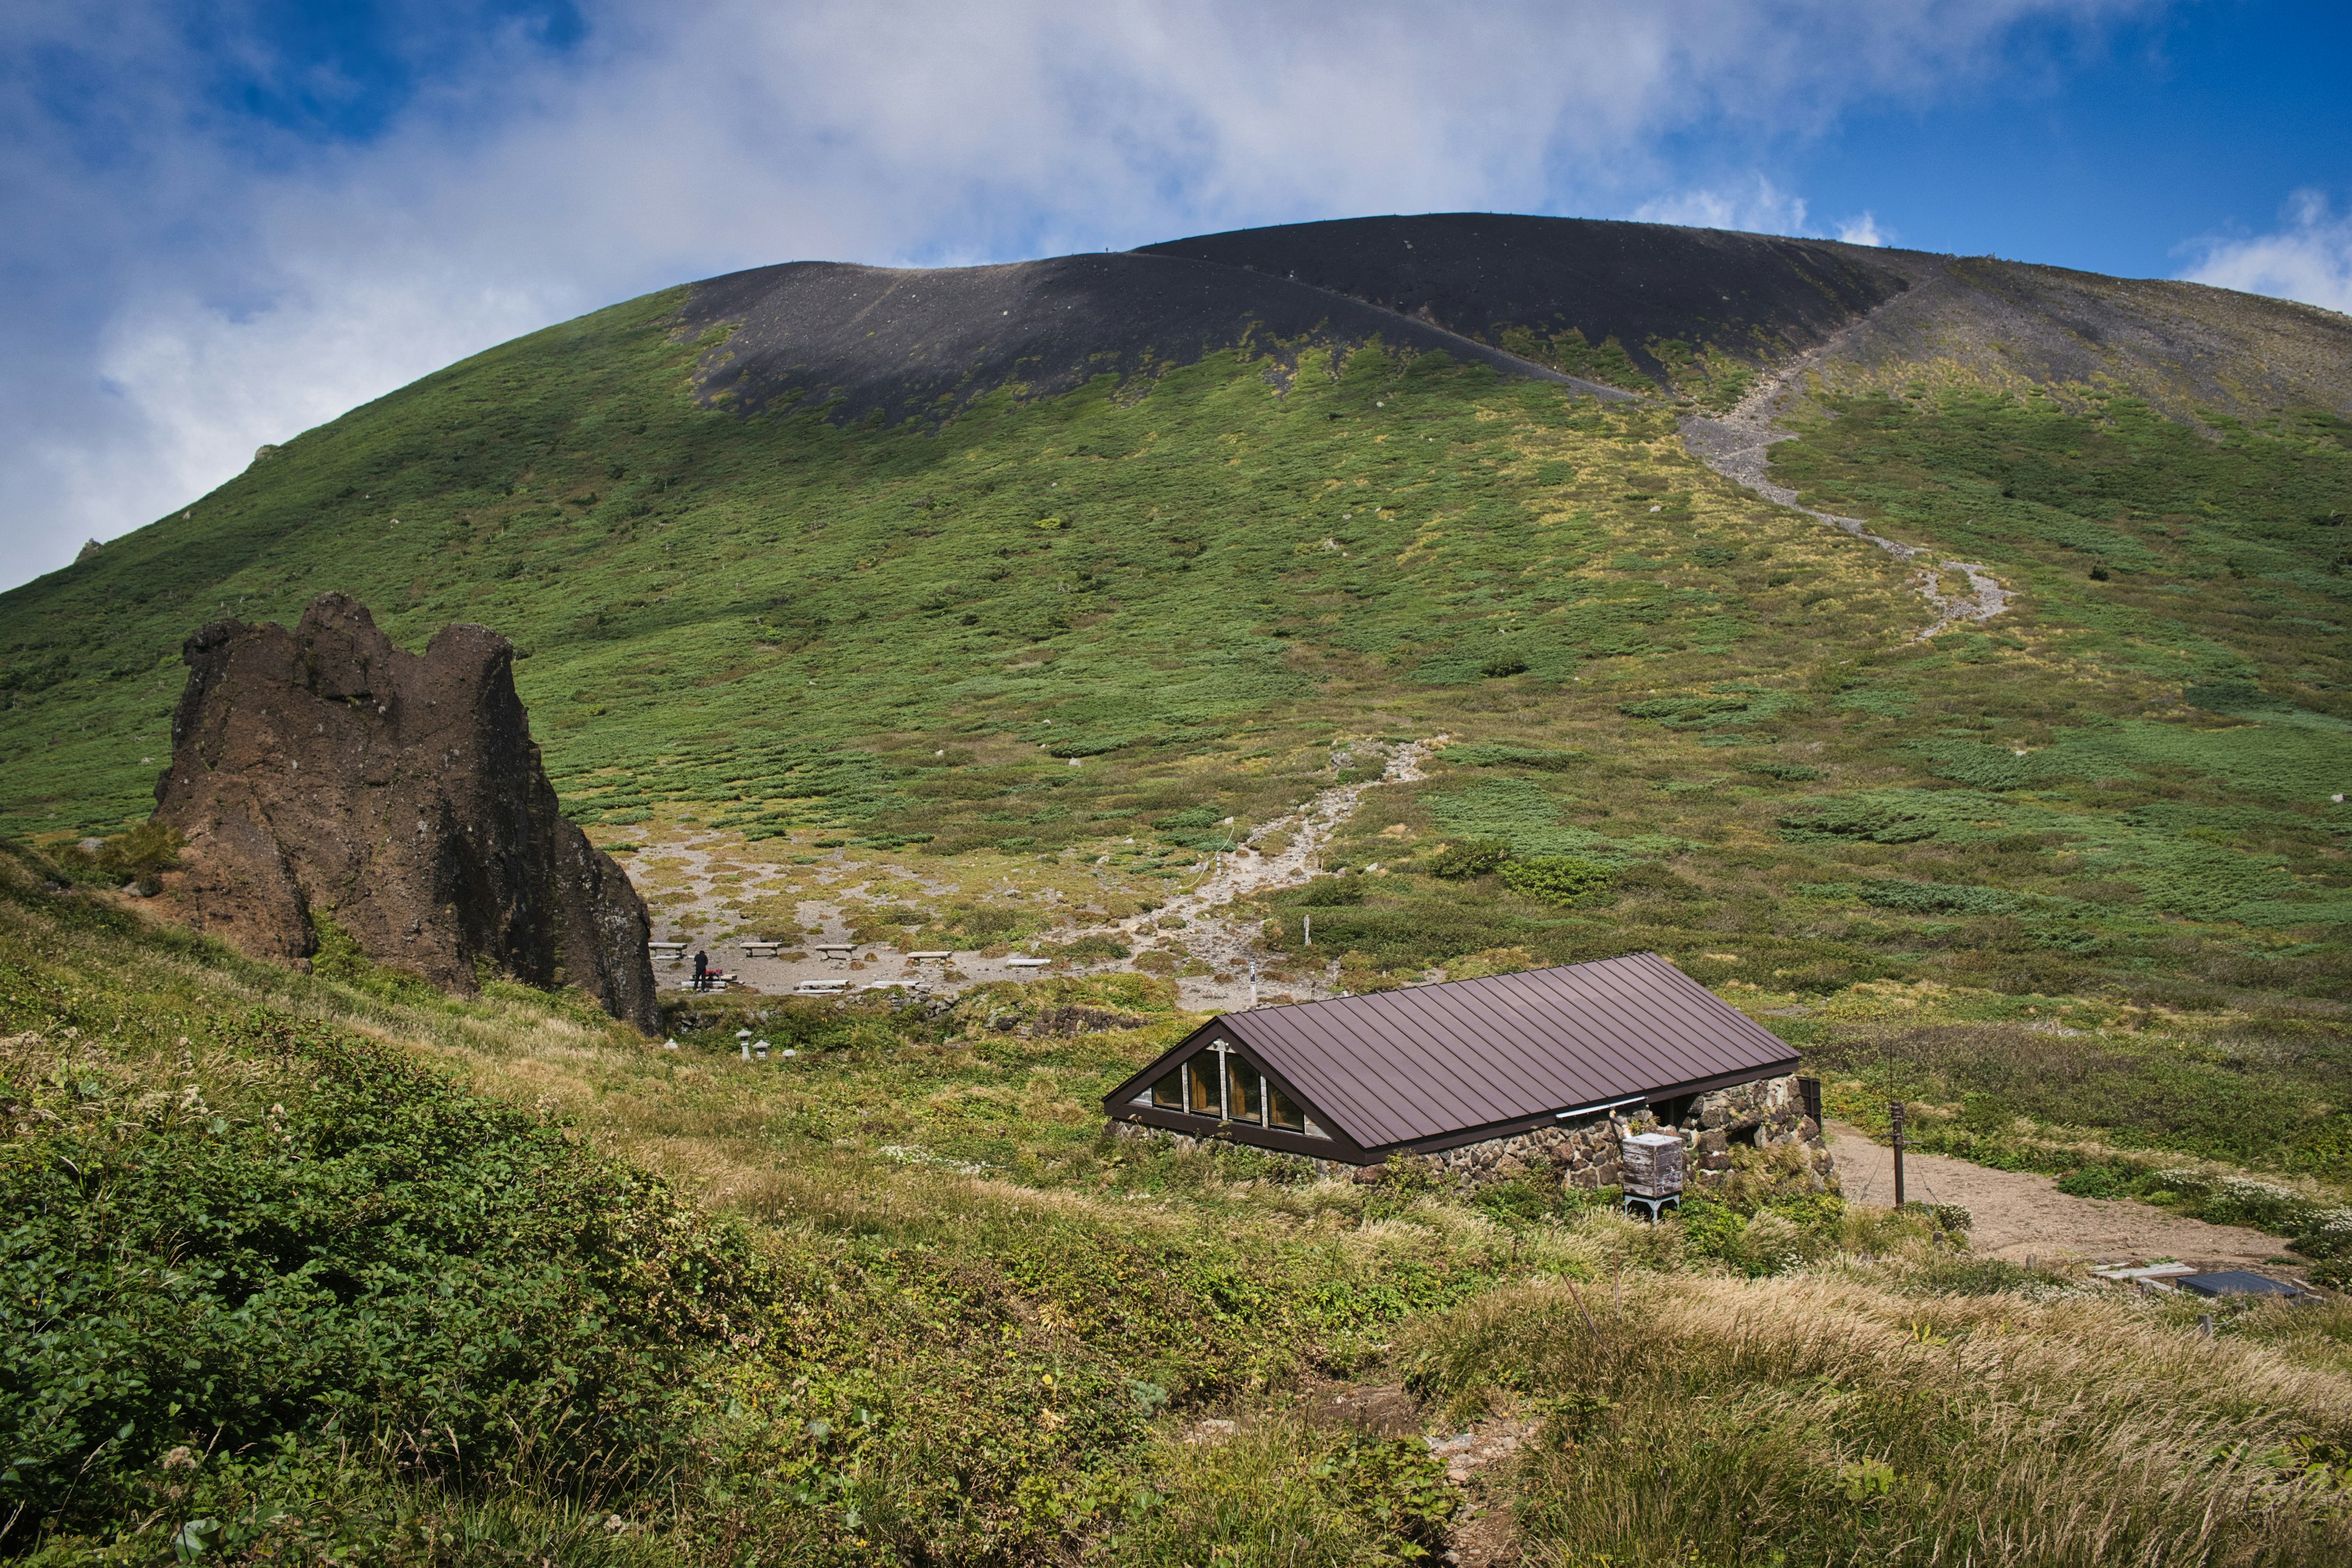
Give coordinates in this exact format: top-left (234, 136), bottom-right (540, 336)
top-left (1403, 1275), bottom-right (2352, 1565)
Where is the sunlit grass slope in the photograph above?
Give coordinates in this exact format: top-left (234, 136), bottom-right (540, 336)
top-left (1, 279), bottom-right (2346, 1017)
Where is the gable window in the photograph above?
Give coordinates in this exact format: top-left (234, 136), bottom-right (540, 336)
top-left (1136, 1042), bottom-right (1319, 1137)
top-left (1226, 1058), bottom-right (1264, 1125)
top-left (1187, 1054), bottom-right (1222, 1117)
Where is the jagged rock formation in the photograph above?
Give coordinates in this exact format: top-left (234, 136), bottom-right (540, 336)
top-left (151, 593), bottom-right (658, 1030)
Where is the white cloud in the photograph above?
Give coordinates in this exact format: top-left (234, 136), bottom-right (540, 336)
top-left (2180, 190), bottom-right (2352, 315)
top-left (1629, 180), bottom-right (1889, 247)
top-left (0, 0), bottom-right (2151, 589)
top-left (1634, 176), bottom-right (1812, 236)
top-left (1836, 213), bottom-right (1889, 246)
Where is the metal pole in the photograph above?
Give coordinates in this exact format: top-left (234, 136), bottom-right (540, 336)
top-left (1890, 1101), bottom-right (1907, 1209)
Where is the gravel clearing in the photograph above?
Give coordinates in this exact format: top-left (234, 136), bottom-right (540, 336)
top-left (1825, 1121), bottom-right (2295, 1273)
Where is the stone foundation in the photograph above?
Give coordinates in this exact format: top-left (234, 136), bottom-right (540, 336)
top-left (1109, 1073), bottom-right (1835, 1193)
top-left (1679, 1074), bottom-right (1835, 1189)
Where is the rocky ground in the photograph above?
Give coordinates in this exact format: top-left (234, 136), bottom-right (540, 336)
top-left (633, 737), bottom-right (1442, 1012)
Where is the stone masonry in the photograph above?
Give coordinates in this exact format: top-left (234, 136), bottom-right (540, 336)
top-left (1109, 1072), bottom-right (1834, 1192)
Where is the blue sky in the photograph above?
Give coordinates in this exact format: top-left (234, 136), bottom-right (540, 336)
top-left (2, 0), bottom-right (2348, 591)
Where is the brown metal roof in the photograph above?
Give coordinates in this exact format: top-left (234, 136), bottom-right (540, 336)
top-left (1201, 952), bottom-right (1796, 1150)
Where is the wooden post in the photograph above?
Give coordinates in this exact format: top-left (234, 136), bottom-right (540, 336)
top-left (1890, 1101), bottom-right (1907, 1209)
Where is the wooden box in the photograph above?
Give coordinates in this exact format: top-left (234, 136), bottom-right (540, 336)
top-left (1621, 1131), bottom-right (1686, 1198)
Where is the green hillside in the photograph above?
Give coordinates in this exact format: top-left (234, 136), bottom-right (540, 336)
top-left (4, 259), bottom-right (2348, 1012)
top-left (9, 215), bottom-right (2352, 1562)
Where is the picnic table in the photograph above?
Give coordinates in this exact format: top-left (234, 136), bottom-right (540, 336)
top-left (1006, 957), bottom-right (1052, 969)
top-left (815, 943), bottom-right (856, 964)
top-left (907, 950), bottom-right (954, 963)
top-left (740, 941), bottom-right (783, 959)
top-left (686, 969), bottom-right (734, 992)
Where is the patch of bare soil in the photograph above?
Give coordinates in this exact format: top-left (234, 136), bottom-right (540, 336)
top-left (1826, 1122), bottom-right (2296, 1272)
top-left (1301, 1379), bottom-right (1527, 1567)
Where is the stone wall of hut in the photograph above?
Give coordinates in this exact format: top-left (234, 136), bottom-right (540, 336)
top-left (1108, 1073), bottom-right (1835, 1193)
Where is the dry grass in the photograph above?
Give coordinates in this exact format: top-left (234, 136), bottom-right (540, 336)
top-left (1406, 1273), bottom-right (2352, 1566)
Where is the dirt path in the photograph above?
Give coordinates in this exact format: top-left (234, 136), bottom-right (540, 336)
top-left (638, 737), bottom-right (1441, 1009)
top-left (1826, 1123), bottom-right (2292, 1270)
top-left (1114, 736), bottom-right (1441, 1005)
top-left (1679, 292), bottom-right (2010, 640)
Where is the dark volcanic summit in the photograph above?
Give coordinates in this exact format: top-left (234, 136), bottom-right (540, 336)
top-left (677, 213), bottom-right (1924, 425)
top-left (679, 250), bottom-right (1626, 426)
top-left (1135, 213), bottom-right (1909, 382)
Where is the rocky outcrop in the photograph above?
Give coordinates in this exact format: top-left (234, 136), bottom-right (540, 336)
top-left (151, 593), bottom-right (658, 1030)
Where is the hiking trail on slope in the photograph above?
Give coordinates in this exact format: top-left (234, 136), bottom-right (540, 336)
top-left (1679, 306), bottom-right (2010, 639)
top-left (637, 737), bottom-right (1444, 1008)
top-left (1825, 1123), bottom-right (2301, 1275)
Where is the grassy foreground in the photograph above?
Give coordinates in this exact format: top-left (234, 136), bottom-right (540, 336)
top-left (10, 842), bottom-right (2352, 1566)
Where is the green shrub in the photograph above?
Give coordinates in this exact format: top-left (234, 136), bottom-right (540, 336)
top-left (1777, 798), bottom-right (1939, 843)
top-left (1500, 856), bottom-right (1615, 905)
top-left (1442, 744), bottom-right (1585, 772)
top-left (1283, 875), bottom-right (1366, 907)
top-left (1051, 933), bottom-right (1132, 961)
top-left (1428, 838), bottom-right (1509, 878)
top-left (2057, 1163), bottom-right (2135, 1199)
top-left (1618, 695), bottom-right (1754, 726)
top-left (0, 1021), bottom-right (762, 1544)
top-left (307, 914), bottom-right (442, 1005)
top-left (1859, 878), bottom-right (2027, 917)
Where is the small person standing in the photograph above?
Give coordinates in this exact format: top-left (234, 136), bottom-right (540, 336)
top-left (693, 949), bottom-right (709, 989)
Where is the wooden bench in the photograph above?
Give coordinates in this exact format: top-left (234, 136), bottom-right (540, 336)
top-left (740, 941), bottom-right (784, 959)
top-left (907, 950), bottom-right (954, 963)
top-left (815, 944), bottom-right (856, 964)
top-left (1006, 957), bottom-right (1052, 969)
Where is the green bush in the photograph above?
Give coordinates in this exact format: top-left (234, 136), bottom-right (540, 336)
top-left (1777, 799), bottom-right (1939, 843)
top-left (0, 1021), bottom-right (762, 1544)
top-left (1500, 856), bottom-right (1615, 905)
top-left (1442, 744), bottom-right (1585, 772)
top-left (307, 913), bottom-right (442, 1004)
top-left (1860, 878), bottom-right (2027, 917)
top-left (2057, 1163), bottom-right (2135, 1199)
top-left (1428, 838), bottom-right (1509, 878)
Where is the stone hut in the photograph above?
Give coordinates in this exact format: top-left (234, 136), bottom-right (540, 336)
top-left (1102, 951), bottom-right (1831, 1191)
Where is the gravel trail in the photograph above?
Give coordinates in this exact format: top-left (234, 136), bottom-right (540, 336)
top-left (1825, 1123), bottom-right (2293, 1272)
top-left (1679, 289), bottom-right (2011, 639)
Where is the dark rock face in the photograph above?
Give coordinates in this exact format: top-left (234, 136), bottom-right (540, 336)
top-left (153, 593), bottom-right (658, 1030)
